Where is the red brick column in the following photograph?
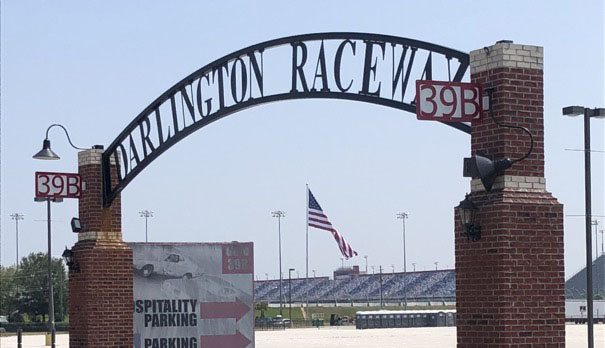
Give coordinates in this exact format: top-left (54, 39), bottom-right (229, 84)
top-left (69, 149), bottom-right (133, 348)
top-left (455, 42), bottom-right (565, 347)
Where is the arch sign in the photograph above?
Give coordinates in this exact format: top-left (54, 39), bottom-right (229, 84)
top-left (102, 33), bottom-right (470, 205)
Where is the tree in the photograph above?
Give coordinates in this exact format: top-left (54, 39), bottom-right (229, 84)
top-left (12, 253), bottom-right (68, 322)
top-left (0, 265), bottom-right (19, 318)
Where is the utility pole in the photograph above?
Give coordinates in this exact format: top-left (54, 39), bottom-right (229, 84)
top-left (139, 210), bottom-right (154, 242)
top-left (272, 210), bottom-right (285, 315)
top-left (10, 213), bottom-right (24, 267)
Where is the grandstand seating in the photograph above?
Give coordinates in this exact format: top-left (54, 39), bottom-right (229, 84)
top-left (254, 270), bottom-right (456, 302)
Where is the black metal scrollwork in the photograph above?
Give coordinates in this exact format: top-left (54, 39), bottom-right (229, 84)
top-left (103, 32), bottom-right (470, 206)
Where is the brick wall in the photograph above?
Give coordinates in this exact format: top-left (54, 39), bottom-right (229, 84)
top-left (470, 43), bottom-right (544, 178)
top-left (69, 149), bottom-right (133, 348)
top-left (455, 42), bottom-right (565, 347)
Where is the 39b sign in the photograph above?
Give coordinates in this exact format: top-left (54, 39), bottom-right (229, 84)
top-left (35, 172), bottom-right (82, 199)
top-left (416, 80), bottom-right (483, 122)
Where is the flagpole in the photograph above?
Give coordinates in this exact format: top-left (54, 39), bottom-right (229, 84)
top-left (305, 184), bottom-right (310, 320)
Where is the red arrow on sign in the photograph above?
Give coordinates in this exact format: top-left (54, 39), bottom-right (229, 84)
top-left (200, 298), bottom-right (250, 321)
top-left (200, 330), bottom-right (251, 348)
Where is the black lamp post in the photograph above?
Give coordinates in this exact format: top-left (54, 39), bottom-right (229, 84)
top-left (457, 195), bottom-right (481, 241)
top-left (288, 268), bottom-right (294, 325)
top-left (562, 105), bottom-right (605, 348)
top-left (33, 123), bottom-right (86, 348)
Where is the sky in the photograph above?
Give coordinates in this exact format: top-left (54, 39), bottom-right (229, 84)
top-left (1, 1), bottom-right (604, 281)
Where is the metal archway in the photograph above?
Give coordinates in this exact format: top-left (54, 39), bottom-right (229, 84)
top-left (102, 32), bottom-right (470, 205)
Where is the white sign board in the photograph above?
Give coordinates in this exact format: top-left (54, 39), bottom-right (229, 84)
top-left (35, 171), bottom-right (82, 199)
top-left (131, 242), bottom-right (254, 348)
top-left (415, 80), bottom-right (483, 122)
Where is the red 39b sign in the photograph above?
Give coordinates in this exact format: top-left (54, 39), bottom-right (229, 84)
top-left (35, 171), bottom-right (82, 199)
top-left (416, 80), bottom-right (483, 122)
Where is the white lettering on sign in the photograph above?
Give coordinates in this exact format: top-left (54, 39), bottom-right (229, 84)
top-left (415, 80), bottom-right (483, 122)
top-left (35, 172), bottom-right (82, 199)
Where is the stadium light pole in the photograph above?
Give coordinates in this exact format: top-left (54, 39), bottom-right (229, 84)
top-left (562, 105), bottom-right (605, 348)
top-left (139, 210), bottom-right (154, 242)
top-left (364, 255), bottom-right (368, 274)
top-left (396, 212), bottom-right (409, 309)
top-left (10, 213), bottom-right (24, 267)
top-left (272, 210), bottom-right (286, 315)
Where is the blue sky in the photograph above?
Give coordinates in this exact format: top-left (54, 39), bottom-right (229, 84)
top-left (1, 1), bottom-right (603, 280)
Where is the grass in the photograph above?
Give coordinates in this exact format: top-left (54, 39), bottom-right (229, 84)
top-left (254, 304), bottom-right (455, 320)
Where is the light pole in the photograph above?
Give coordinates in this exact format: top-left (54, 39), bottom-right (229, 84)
top-left (600, 230), bottom-right (604, 256)
top-left (33, 123), bottom-right (87, 348)
top-left (379, 266), bottom-right (383, 309)
top-left (434, 262), bottom-right (439, 271)
top-left (139, 210), bottom-right (154, 242)
top-left (272, 210), bottom-right (285, 315)
top-left (391, 264), bottom-right (395, 273)
top-left (10, 213), bottom-right (24, 267)
top-left (396, 212), bottom-right (409, 309)
top-left (412, 263), bottom-right (416, 272)
top-left (288, 268), bottom-right (295, 322)
top-left (562, 105), bottom-right (605, 348)
top-left (593, 220), bottom-right (600, 297)
top-left (312, 270), bottom-right (316, 278)
top-left (364, 255), bottom-right (368, 274)
top-left (265, 273), bottom-right (269, 281)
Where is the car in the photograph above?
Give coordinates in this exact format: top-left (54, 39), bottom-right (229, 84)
top-left (134, 253), bottom-right (198, 279)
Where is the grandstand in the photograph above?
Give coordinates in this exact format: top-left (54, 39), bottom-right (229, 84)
top-left (565, 254), bottom-right (605, 299)
top-left (254, 269), bottom-right (455, 304)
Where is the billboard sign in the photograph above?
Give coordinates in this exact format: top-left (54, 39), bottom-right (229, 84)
top-left (131, 242), bottom-right (254, 348)
top-left (415, 80), bottom-right (483, 122)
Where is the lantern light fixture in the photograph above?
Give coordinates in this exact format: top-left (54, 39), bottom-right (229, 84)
top-left (457, 194), bottom-right (481, 242)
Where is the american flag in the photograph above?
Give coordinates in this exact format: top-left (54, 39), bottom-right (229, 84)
top-left (307, 188), bottom-right (358, 259)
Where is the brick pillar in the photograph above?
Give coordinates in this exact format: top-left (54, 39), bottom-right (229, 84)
top-left (69, 149), bottom-right (133, 348)
top-left (455, 42), bottom-right (565, 347)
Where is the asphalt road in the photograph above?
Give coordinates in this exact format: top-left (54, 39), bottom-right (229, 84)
top-left (1, 325), bottom-right (604, 348)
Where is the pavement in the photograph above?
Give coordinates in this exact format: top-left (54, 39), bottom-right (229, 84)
top-left (1, 325), bottom-right (603, 348)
